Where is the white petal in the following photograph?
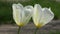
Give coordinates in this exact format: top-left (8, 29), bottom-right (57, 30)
top-left (40, 8), bottom-right (54, 26)
top-left (23, 5), bottom-right (33, 25)
top-left (24, 5), bottom-right (33, 16)
top-left (33, 4), bottom-right (43, 26)
top-left (12, 3), bottom-right (24, 25)
top-left (32, 4), bottom-right (54, 28)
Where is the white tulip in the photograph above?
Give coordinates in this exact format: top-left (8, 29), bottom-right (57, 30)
top-left (12, 3), bottom-right (33, 26)
top-left (32, 4), bottom-right (54, 28)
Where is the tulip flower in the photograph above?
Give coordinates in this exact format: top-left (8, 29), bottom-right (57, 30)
top-left (32, 4), bottom-right (54, 34)
top-left (12, 3), bottom-right (33, 34)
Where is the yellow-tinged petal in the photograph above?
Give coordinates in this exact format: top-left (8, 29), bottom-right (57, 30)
top-left (35, 23), bottom-right (43, 28)
top-left (12, 3), bottom-right (33, 26)
top-left (32, 4), bottom-right (54, 28)
top-left (17, 22), bottom-right (24, 27)
top-left (12, 3), bottom-right (24, 26)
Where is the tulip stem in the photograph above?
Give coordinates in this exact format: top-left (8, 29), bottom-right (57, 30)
top-left (34, 28), bottom-right (39, 34)
top-left (17, 26), bottom-right (21, 34)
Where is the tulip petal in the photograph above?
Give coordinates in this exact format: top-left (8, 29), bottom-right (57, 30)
top-left (12, 3), bottom-right (24, 26)
top-left (33, 4), bottom-right (43, 26)
top-left (33, 4), bottom-right (54, 28)
top-left (40, 8), bottom-right (54, 26)
top-left (23, 5), bottom-right (33, 25)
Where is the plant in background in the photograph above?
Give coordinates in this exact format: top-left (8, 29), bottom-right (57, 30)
top-left (12, 3), bottom-right (33, 34)
top-left (32, 4), bottom-right (54, 34)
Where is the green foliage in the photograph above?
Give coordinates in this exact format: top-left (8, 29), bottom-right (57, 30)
top-left (22, 0), bottom-right (60, 20)
top-left (49, 30), bottom-right (60, 34)
top-left (0, 0), bottom-right (60, 24)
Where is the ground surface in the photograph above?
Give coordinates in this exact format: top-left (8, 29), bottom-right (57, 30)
top-left (0, 20), bottom-right (60, 34)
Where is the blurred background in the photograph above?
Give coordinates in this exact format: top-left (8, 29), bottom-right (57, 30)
top-left (0, 0), bottom-right (60, 24)
top-left (0, 0), bottom-right (60, 34)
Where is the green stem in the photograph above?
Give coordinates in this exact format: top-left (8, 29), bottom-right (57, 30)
top-left (34, 28), bottom-right (39, 34)
top-left (17, 26), bottom-right (21, 34)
